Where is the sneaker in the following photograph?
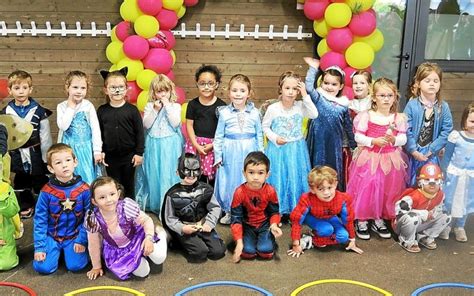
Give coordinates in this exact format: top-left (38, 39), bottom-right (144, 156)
top-left (438, 226), bottom-right (451, 240)
top-left (300, 234), bottom-right (314, 250)
top-left (371, 219), bottom-right (391, 239)
top-left (419, 237), bottom-right (437, 250)
top-left (399, 241), bottom-right (421, 253)
top-left (219, 212), bottom-right (232, 225)
top-left (453, 227), bottom-right (468, 242)
top-left (20, 208), bottom-right (34, 219)
top-left (356, 220), bottom-right (371, 240)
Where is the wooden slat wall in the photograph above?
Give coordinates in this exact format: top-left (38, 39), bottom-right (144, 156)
top-left (0, 0), bottom-right (313, 139)
top-left (442, 72), bottom-right (474, 130)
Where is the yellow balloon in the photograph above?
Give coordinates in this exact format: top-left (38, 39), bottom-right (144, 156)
top-left (109, 64), bottom-right (118, 72)
top-left (354, 29), bottom-right (384, 52)
top-left (163, 0), bottom-right (184, 11)
top-left (170, 50), bottom-right (176, 65)
top-left (134, 15), bottom-right (160, 39)
top-left (297, 0), bottom-right (305, 3)
top-left (181, 102), bottom-right (188, 124)
top-left (111, 26), bottom-right (119, 42)
top-left (313, 19), bottom-right (330, 38)
top-left (346, 0), bottom-right (375, 13)
top-left (177, 5), bottom-right (186, 18)
top-left (117, 58), bottom-right (144, 81)
top-left (325, 3), bottom-right (352, 28)
top-left (302, 117), bottom-right (309, 138)
top-left (106, 41), bottom-right (125, 64)
top-left (136, 69), bottom-right (157, 90)
top-left (137, 90), bottom-right (150, 112)
top-left (120, 0), bottom-right (143, 23)
top-left (317, 39), bottom-right (329, 57)
top-left (345, 42), bottom-right (375, 69)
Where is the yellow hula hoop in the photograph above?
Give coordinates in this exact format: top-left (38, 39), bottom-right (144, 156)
top-left (64, 286), bottom-right (145, 296)
top-left (291, 279), bottom-right (393, 296)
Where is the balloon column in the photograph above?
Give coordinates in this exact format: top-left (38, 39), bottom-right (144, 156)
top-left (303, 0), bottom-right (384, 99)
top-left (106, 0), bottom-right (200, 112)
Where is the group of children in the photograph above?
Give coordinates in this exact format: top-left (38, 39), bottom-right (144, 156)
top-left (0, 57), bottom-right (472, 278)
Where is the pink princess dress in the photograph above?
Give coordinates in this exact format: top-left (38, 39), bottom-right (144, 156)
top-left (347, 111), bottom-right (409, 220)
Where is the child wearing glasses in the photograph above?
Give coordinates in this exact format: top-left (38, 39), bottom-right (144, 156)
top-left (135, 74), bottom-right (183, 214)
top-left (57, 71), bottom-right (103, 184)
top-left (346, 78), bottom-right (409, 240)
top-left (185, 65), bottom-right (226, 186)
top-left (97, 67), bottom-right (144, 199)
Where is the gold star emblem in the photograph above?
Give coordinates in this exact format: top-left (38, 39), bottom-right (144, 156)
top-left (62, 198), bottom-right (75, 211)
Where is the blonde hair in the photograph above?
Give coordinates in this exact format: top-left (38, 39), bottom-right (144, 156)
top-left (64, 70), bottom-right (91, 97)
top-left (371, 77), bottom-right (400, 114)
top-left (8, 70), bottom-right (32, 88)
top-left (278, 71), bottom-right (301, 96)
top-left (408, 62), bottom-right (443, 103)
top-left (308, 166), bottom-right (338, 188)
top-left (148, 74), bottom-right (178, 102)
top-left (461, 102), bottom-right (474, 130)
top-left (228, 74), bottom-right (255, 100)
top-left (46, 143), bottom-right (76, 166)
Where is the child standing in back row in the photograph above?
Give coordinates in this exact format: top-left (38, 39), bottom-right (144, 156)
top-left (347, 78), bottom-right (409, 240)
top-left (404, 62), bottom-right (453, 186)
top-left (57, 71), bottom-right (103, 185)
top-left (185, 65), bottom-right (227, 186)
top-left (262, 71), bottom-right (318, 218)
top-left (213, 74), bottom-right (264, 224)
top-left (349, 70), bottom-right (372, 118)
top-left (135, 74), bottom-right (183, 214)
top-left (97, 68), bottom-right (144, 199)
top-left (2, 70), bottom-right (52, 219)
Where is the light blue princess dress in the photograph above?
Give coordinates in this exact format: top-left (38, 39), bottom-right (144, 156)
top-left (135, 102), bottom-right (183, 215)
top-left (213, 102), bottom-right (264, 213)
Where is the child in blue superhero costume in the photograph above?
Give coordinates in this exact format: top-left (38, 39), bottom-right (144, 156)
top-left (33, 143), bottom-right (90, 274)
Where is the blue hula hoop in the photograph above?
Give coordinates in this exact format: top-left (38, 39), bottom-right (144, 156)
top-left (411, 282), bottom-right (474, 295)
top-left (175, 280), bottom-right (273, 296)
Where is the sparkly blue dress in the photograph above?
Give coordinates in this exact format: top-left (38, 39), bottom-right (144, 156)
top-left (213, 102), bottom-right (264, 212)
top-left (262, 98), bottom-right (318, 214)
top-left (135, 103), bottom-right (183, 215)
top-left (305, 66), bottom-right (356, 190)
top-left (61, 112), bottom-right (96, 184)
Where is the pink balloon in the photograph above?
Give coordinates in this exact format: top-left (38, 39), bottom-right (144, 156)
top-left (327, 28), bottom-right (353, 53)
top-left (161, 30), bottom-right (176, 49)
top-left (165, 70), bottom-right (175, 81)
top-left (330, 0), bottom-right (345, 2)
top-left (181, 124), bottom-right (189, 140)
top-left (175, 86), bottom-right (186, 104)
top-left (349, 10), bottom-right (376, 37)
top-left (116, 21), bottom-right (132, 42)
top-left (123, 35), bottom-right (150, 60)
top-left (138, 0), bottom-right (163, 15)
top-left (0, 78), bottom-right (8, 99)
top-left (343, 66), bottom-right (357, 87)
top-left (320, 51), bottom-right (347, 70)
top-left (148, 32), bottom-right (168, 49)
top-left (127, 81), bottom-right (141, 104)
top-left (303, 1), bottom-right (329, 21)
top-left (343, 86), bottom-right (354, 99)
top-left (184, 0), bottom-right (199, 6)
top-left (156, 9), bottom-right (178, 30)
top-left (367, 8), bottom-right (376, 17)
top-left (143, 48), bottom-right (173, 74)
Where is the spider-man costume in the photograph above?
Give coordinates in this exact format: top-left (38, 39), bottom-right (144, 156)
top-left (290, 191), bottom-right (355, 247)
top-left (231, 183), bottom-right (280, 259)
top-left (33, 176), bottom-right (90, 274)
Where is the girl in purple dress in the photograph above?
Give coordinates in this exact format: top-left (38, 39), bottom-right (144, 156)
top-left (85, 177), bottom-right (167, 280)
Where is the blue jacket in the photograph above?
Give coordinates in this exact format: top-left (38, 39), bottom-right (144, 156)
top-left (404, 98), bottom-right (453, 155)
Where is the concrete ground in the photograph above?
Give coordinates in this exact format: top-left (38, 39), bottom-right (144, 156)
top-left (1, 216), bottom-right (473, 296)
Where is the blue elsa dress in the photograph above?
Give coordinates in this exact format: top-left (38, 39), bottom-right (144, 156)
top-left (135, 107), bottom-right (183, 215)
top-left (61, 112), bottom-right (96, 184)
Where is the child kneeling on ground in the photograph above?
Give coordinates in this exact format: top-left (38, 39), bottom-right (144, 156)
top-left (393, 163), bottom-right (451, 253)
top-left (231, 151), bottom-right (282, 262)
top-left (162, 153), bottom-right (226, 263)
top-left (288, 166), bottom-right (363, 257)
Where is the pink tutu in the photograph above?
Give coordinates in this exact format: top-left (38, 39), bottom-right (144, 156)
top-left (184, 137), bottom-right (216, 180)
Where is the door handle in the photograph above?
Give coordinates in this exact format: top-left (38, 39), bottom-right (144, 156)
top-left (394, 53), bottom-right (410, 60)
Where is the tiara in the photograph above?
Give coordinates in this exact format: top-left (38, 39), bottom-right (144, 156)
top-left (325, 65), bottom-right (345, 79)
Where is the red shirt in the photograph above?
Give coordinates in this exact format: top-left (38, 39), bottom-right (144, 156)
top-left (230, 183), bottom-right (280, 241)
top-left (290, 191), bottom-right (355, 241)
top-left (397, 188), bottom-right (444, 211)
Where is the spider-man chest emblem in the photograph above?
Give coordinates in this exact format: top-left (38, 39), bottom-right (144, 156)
top-left (250, 196), bottom-right (260, 207)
